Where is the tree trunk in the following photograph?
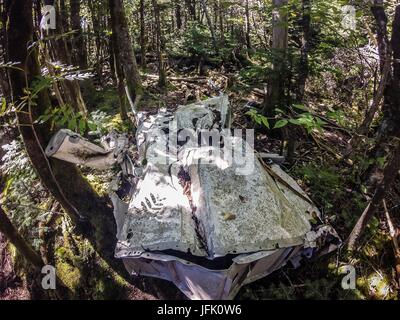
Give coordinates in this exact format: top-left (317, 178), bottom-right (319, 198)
top-left (371, 0), bottom-right (390, 73)
top-left (0, 126), bottom-right (42, 269)
top-left (88, 0), bottom-right (104, 82)
top-left (296, 0), bottom-right (311, 102)
top-left (344, 1), bottom-right (392, 158)
top-left (245, 0), bottom-right (251, 50)
top-left (0, 0), bottom-right (10, 98)
top-left (139, 0), bottom-right (147, 68)
top-left (71, 0), bottom-right (95, 104)
top-left (110, 16), bottom-right (128, 120)
top-left (218, 0), bottom-right (225, 46)
top-left (70, 0), bottom-right (87, 69)
top-left (200, 0), bottom-right (218, 52)
top-left (152, 0), bottom-right (167, 88)
top-left (262, 0), bottom-right (288, 116)
top-left (380, 3), bottom-right (400, 139)
top-left (366, 4), bottom-right (400, 171)
top-left (109, 0), bottom-right (143, 116)
top-left (175, 1), bottom-right (182, 30)
top-left (357, 0), bottom-right (391, 137)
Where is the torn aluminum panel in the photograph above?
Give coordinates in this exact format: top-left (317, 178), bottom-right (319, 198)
top-left (46, 94), bottom-right (340, 300)
top-left (122, 247), bottom-right (303, 300)
top-left (115, 96), bottom-right (318, 259)
top-left (45, 130), bottom-right (131, 171)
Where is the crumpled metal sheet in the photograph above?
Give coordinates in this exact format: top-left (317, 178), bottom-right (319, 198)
top-left (46, 95), bottom-right (341, 300)
top-left (121, 247), bottom-right (302, 300)
top-left (115, 95), bottom-right (318, 259)
top-left (45, 129), bottom-right (130, 170)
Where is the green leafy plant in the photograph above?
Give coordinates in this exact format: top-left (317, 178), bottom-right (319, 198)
top-left (37, 105), bottom-right (97, 135)
top-left (274, 104), bottom-right (326, 133)
top-left (246, 108), bottom-right (270, 128)
top-left (288, 112), bottom-right (326, 133)
top-left (246, 105), bottom-right (326, 134)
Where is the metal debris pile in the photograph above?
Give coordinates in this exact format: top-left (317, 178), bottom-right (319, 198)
top-left (46, 95), bottom-right (340, 300)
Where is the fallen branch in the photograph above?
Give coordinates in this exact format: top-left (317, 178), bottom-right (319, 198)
top-left (311, 133), bottom-right (353, 165)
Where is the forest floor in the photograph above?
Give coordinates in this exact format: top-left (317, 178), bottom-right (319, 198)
top-left (0, 234), bottom-right (30, 300)
top-left (1, 60), bottom-right (400, 300)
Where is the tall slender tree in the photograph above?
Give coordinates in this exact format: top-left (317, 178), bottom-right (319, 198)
top-left (139, 0), bottom-right (147, 68)
top-left (70, 0), bottom-right (87, 69)
top-left (200, 0), bottom-right (218, 52)
top-left (296, 0), bottom-right (311, 102)
top-left (152, 0), bottom-right (167, 88)
top-left (262, 0), bottom-right (288, 116)
top-left (245, 0), bottom-right (251, 50)
top-left (110, 16), bottom-right (129, 120)
top-left (109, 0), bottom-right (143, 116)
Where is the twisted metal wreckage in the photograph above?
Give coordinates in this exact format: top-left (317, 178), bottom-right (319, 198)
top-left (45, 95), bottom-right (340, 300)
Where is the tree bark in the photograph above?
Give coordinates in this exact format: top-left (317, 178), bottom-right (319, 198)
top-left (139, 0), bottom-right (147, 68)
top-left (70, 0), bottom-right (87, 69)
top-left (296, 0), bottom-right (311, 102)
top-left (152, 0), bottom-right (167, 88)
top-left (200, 0), bottom-right (218, 52)
top-left (218, 0), bottom-right (225, 46)
top-left (109, 0), bottom-right (143, 116)
top-left (367, 4), bottom-right (400, 165)
top-left (0, 125), bottom-right (43, 269)
top-left (371, 0), bottom-right (390, 73)
top-left (352, 0), bottom-right (391, 140)
top-left (109, 16), bottom-right (128, 120)
top-left (175, 1), bottom-right (182, 30)
top-left (88, 0), bottom-right (104, 81)
top-left (70, 0), bottom-right (95, 103)
top-left (0, 0), bottom-right (10, 98)
top-left (245, 0), bottom-right (251, 50)
top-left (262, 0), bottom-right (288, 116)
